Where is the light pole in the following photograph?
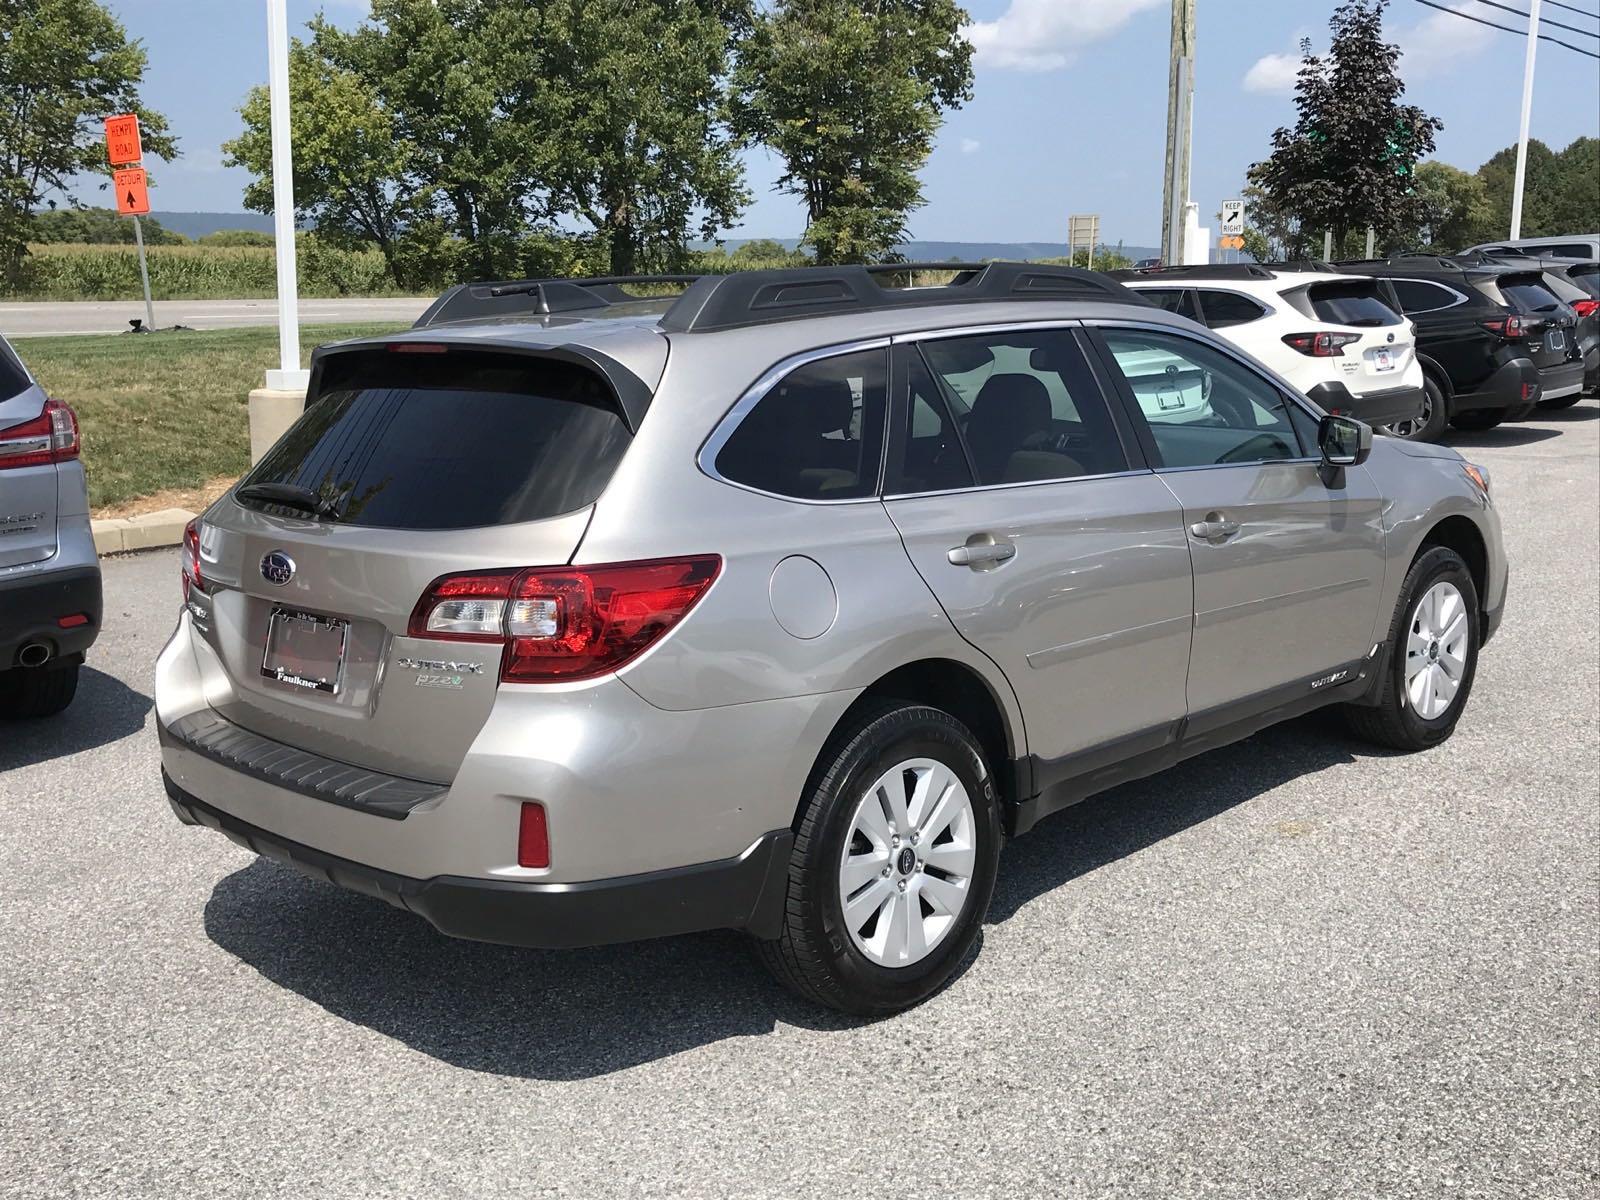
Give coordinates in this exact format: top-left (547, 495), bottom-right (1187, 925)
top-left (1160, 0), bottom-right (1197, 266)
top-left (1509, 0), bottom-right (1542, 239)
top-left (264, 0), bottom-right (304, 391)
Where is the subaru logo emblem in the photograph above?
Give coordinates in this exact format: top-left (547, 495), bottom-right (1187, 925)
top-left (260, 551), bottom-right (295, 586)
top-left (1386, 332), bottom-right (1395, 343)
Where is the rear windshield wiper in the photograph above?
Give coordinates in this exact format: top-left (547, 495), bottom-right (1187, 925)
top-left (236, 481), bottom-right (340, 519)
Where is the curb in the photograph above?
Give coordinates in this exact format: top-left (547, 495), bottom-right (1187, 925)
top-left (92, 507), bottom-right (195, 556)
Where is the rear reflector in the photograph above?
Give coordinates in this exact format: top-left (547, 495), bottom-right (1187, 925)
top-left (56, 614), bottom-right (90, 629)
top-left (517, 802), bottom-right (550, 869)
top-left (410, 555), bottom-right (721, 682)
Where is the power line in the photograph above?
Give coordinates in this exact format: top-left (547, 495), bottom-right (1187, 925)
top-left (1468, 0), bottom-right (1599, 37)
top-left (1544, 2), bottom-right (1600, 23)
top-left (1409, 0), bottom-right (1600, 57)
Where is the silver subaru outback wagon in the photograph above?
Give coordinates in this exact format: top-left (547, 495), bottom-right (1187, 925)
top-left (156, 264), bottom-right (1507, 1014)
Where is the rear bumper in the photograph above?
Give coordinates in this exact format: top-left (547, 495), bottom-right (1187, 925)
top-left (1451, 357), bottom-right (1540, 413)
top-left (1537, 358), bottom-right (1586, 402)
top-left (165, 772), bottom-right (793, 947)
top-left (1341, 383), bottom-right (1425, 428)
top-left (0, 562), bottom-right (102, 669)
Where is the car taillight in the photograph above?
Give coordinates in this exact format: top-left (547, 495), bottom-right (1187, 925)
top-left (1481, 315), bottom-right (1525, 340)
top-left (409, 555), bottom-right (722, 683)
top-left (0, 397), bottom-right (80, 471)
top-left (1572, 299), bottom-right (1598, 319)
top-left (180, 518), bottom-right (204, 602)
top-left (1281, 331), bottom-right (1362, 357)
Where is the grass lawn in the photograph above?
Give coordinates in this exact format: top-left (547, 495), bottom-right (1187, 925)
top-left (16, 323), bottom-right (405, 511)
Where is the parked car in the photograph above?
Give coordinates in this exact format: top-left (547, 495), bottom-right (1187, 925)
top-left (1332, 256), bottom-right (1582, 437)
top-left (156, 264), bottom-right (1507, 1014)
top-left (1460, 234), bottom-right (1600, 262)
top-left (1457, 252), bottom-right (1598, 405)
top-left (1109, 264), bottom-right (1426, 434)
top-left (0, 333), bottom-right (100, 718)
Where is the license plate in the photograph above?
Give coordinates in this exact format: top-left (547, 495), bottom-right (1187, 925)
top-left (261, 607), bottom-right (348, 694)
top-left (1373, 348), bottom-right (1394, 371)
top-left (1547, 329), bottom-right (1566, 351)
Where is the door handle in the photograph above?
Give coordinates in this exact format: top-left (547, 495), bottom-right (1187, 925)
top-left (947, 541), bottom-right (1016, 567)
top-left (1189, 514), bottom-right (1241, 541)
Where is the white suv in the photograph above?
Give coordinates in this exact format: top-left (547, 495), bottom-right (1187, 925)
top-left (1112, 265), bottom-right (1426, 432)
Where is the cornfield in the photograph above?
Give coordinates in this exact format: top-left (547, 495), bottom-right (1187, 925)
top-left (6, 242), bottom-right (405, 301)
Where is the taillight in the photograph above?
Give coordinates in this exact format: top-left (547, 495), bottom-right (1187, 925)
top-left (1481, 315), bottom-right (1525, 340)
top-left (409, 555), bottom-right (722, 682)
top-left (0, 397), bottom-right (80, 470)
top-left (1281, 331), bottom-right (1362, 357)
top-left (1572, 299), bottom-right (1598, 319)
top-left (180, 519), bottom-right (204, 602)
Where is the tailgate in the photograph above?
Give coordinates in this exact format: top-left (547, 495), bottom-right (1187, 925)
top-left (185, 343), bottom-right (638, 782)
top-left (1293, 279), bottom-right (1413, 391)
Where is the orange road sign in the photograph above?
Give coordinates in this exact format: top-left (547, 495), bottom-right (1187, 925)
top-left (114, 167), bottom-right (151, 216)
top-left (105, 114), bottom-right (142, 165)
top-left (1219, 235), bottom-right (1246, 251)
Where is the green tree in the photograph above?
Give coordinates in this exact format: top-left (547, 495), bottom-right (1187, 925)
top-left (0, 0), bottom-right (177, 286)
top-left (1405, 160), bottom-right (1493, 251)
top-left (1549, 137), bottom-right (1598, 234)
top-left (1249, 0), bottom-right (1440, 253)
top-left (530, 1), bottom-right (750, 275)
top-left (732, 0), bottom-right (974, 264)
top-left (28, 205), bottom-right (183, 244)
top-left (223, 38), bottom-right (427, 288)
top-left (1475, 137), bottom-right (1598, 239)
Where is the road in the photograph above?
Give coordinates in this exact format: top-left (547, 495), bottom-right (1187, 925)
top-left (2, 406), bottom-right (1596, 1199)
top-left (1, 296), bottom-right (431, 338)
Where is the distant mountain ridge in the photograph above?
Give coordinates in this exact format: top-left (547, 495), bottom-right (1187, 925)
top-left (149, 213), bottom-right (1158, 262)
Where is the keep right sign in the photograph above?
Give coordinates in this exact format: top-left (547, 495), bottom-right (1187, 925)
top-left (1220, 199), bottom-right (1246, 237)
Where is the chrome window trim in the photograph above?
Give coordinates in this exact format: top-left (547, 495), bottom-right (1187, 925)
top-left (696, 337), bottom-right (892, 507)
top-left (883, 466), bottom-right (1154, 502)
top-left (1391, 278), bottom-right (1469, 314)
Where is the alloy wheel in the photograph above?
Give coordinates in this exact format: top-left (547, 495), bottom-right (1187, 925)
top-left (1383, 389), bottom-right (1433, 440)
top-left (837, 757), bottom-right (977, 968)
top-left (1405, 581), bottom-right (1469, 719)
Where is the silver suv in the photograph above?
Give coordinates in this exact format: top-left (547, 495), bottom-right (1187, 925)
top-left (156, 264), bottom-right (1508, 1014)
top-left (1, 333), bottom-right (99, 718)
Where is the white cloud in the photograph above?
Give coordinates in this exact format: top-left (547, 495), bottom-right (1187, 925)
top-left (960, 137), bottom-right (982, 155)
top-left (966, 0), bottom-right (1167, 72)
top-left (1243, 51), bottom-right (1302, 95)
top-left (1394, 2), bottom-right (1494, 79)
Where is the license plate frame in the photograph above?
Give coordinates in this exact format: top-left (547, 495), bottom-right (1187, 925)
top-left (1547, 329), bottom-right (1566, 351)
top-left (1372, 348), bottom-right (1394, 372)
top-left (260, 607), bottom-right (349, 695)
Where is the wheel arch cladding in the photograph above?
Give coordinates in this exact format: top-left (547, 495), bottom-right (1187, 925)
top-left (1416, 354), bottom-right (1453, 400)
top-left (796, 658), bottom-right (1020, 830)
top-left (1419, 515), bottom-right (1488, 618)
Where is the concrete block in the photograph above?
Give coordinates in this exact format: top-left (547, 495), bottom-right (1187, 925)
top-left (249, 387), bottom-right (308, 464)
top-left (119, 508), bottom-right (195, 552)
top-left (91, 518), bottom-right (133, 556)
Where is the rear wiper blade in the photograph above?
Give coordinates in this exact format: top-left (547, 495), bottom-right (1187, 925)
top-left (236, 481), bottom-right (339, 519)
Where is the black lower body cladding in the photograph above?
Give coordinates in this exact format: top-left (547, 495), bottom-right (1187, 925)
top-left (0, 565), bottom-right (101, 668)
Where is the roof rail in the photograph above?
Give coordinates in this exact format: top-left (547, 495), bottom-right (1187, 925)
top-left (414, 274), bottom-right (701, 328)
top-left (1105, 263), bottom-right (1275, 281)
top-left (657, 262), bottom-right (1146, 333)
top-left (1260, 259), bottom-right (1336, 273)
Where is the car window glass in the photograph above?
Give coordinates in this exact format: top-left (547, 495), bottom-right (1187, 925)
top-left (1135, 288), bottom-right (1197, 320)
top-left (1390, 279), bottom-right (1459, 314)
top-left (1546, 244), bottom-right (1594, 258)
top-left (715, 348), bottom-right (887, 500)
top-left (0, 341), bottom-right (29, 403)
top-left (1567, 264), bottom-right (1600, 297)
top-left (1196, 290), bottom-right (1265, 329)
top-left (919, 330), bottom-right (1128, 485)
top-left (1499, 279), bottom-right (1564, 313)
top-left (1306, 283), bottom-right (1400, 327)
top-left (1101, 328), bottom-right (1306, 468)
top-left (891, 354), bottom-right (975, 493)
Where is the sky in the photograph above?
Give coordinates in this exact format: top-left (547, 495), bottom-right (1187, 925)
top-left (93, 0), bottom-right (1600, 247)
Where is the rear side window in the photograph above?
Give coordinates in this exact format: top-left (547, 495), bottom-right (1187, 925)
top-left (1195, 291), bottom-right (1266, 329)
top-left (1536, 243), bottom-right (1595, 259)
top-left (1567, 264), bottom-right (1600, 298)
top-left (241, 348), bottom-right (631, 530)
top-left (1390, 279), bottom-right (1463, 315)
top-left (0, 340), bottom-right (29, 403)
top-left (1305, 282), bottom-right (1400, 327)
top-left (1135, 289), bottom-right (1199, 320)
top-left (715, 348), bottom-right (887, 499)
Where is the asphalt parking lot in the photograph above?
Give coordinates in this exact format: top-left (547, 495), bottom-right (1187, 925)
top-left (2, 405), bottom-right (1596, 1199)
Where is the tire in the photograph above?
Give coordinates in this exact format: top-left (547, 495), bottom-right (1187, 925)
top-left (757, 702), bottom-right (1002, 1015)
top-left (1343, 547), bottom-right (1479, 752)
top-left (1537, 393), bottom-right (1582, 410)
top-left (0, 663), bottom-right (80, 719)
top-left (1381, 375), bottom-right (1448, 442)
top-left (1450, 408), bottom-right (1506, 431)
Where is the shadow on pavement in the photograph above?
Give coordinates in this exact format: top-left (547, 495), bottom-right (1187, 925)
top-left (1538, 402), bottom-right (1597, 423)
top-left (203, 711), bottom-right (1376, 1079)
top-left (1446, 426), bottom-right (1562, 448)
top-left (0, 666), bottom-right (152, 772)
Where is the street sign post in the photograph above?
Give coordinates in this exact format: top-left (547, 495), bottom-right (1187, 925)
top-left (104, 116), bottom-right (155, 332)
top-left (1067, 214), bottom-right (1101, 270)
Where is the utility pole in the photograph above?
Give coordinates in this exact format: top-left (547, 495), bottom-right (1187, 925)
top-left (1160, 0), bottom-right (1197, 266)
top-left (1510, 0), bottom-right (1541, 238)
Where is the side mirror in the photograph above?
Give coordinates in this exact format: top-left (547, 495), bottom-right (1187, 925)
top-left (1318, 413), bottom-right (1372, 468)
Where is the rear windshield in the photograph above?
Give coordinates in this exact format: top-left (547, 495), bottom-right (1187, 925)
top-left (1496, 276), bottom-right (1564, 314)
top-left (240, 348), bottom-right (631, 530)
top-left (1305, 282), bottom-right (1400, 327)
top-left (1562, 264), bottom-right (1599, 298)
top-left (0, 340), bottom-right (30, 403)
